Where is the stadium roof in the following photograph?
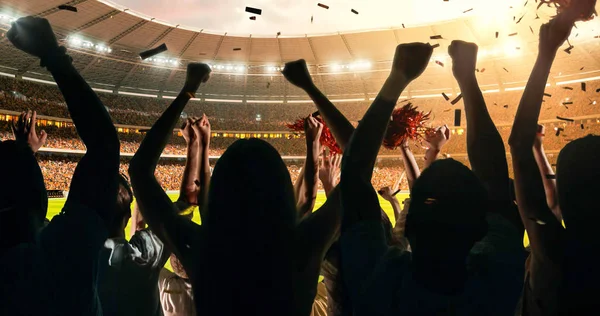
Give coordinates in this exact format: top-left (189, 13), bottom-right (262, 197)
top-left (1, 0), bottom-right (600, 99)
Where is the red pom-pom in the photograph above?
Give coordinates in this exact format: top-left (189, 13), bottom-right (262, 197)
top-left (286, 117), bottom-right (342, 154)
top-left (383, 103), bottom-right (433, 150)
top-left (539, 0), bottom-right (597, 21)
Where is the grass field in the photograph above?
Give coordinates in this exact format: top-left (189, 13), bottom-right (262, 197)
top-left (47, 192), bottom-right (410, 239)
top-left (47, 191), bottom-right (530, 264)
top-left (47, 192), bottom-right (411, 271)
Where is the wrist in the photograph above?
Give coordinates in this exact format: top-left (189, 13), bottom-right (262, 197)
top-left (43, 46), bottom-right (72, 71)
top-left (456, 72), bottom-right (477, 86)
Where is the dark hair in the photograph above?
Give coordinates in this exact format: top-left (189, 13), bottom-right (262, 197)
top-left (106, 173), bottom-right (133, 238)
top-left (201, 138), bottom-right (296, 314)
top-left (406, 159), bottom-right (488, 243)
top-left (0, 140), bottom-right (47, 248)
top-left (0, 140), bottom-right (47, 219)
top-left (557, 135), bottom-right (600, 230)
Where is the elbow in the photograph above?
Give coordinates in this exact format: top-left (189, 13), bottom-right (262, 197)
top-left (128, 156), bottom-right (150, 179)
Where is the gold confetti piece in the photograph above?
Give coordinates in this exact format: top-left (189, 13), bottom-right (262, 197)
top-left (424, 198), bottom-right (437, 205)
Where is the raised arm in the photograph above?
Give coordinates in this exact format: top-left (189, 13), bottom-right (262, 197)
top-left (533, 125), bottom-right (561, 221)
top-left (423, 125), bottom-right (450, 169)
top-left (508, 14), bottom-right (574, 299)
top-left (319, 153), bottom-right (341, 197)
top-left (378, 186), bottom-right (402, 221)
top-left (297, 116), bottom-right (322, 217)
top-left (508, 15), bottom-right (573, 225)
top-left (449, 41), bottom-right (512, 202)
top-left (399, 140), bottom-right (420, 191)
top-left (8, 17), bottom-right (119, 223)
top-left (191, 114), bottom-right (212, 220)
top-left (282, 60), bottom-right (354, 150)
top-left (178, 118), bottom-right (201, 206)
top-left (129, 63), bottom-right (210, 259)
top-left (339, 44), bottom-right (432, 308)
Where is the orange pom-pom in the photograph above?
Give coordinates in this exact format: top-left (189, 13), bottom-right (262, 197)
top-left (539, 0), bottom-right (597, 21)
top-left (383, 103), bottom-right (433, 150)
top-left (287, 117), bottom-right (342, 154)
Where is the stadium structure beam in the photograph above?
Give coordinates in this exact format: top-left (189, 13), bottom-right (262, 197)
top-left (16, 59), bottom-right (40, 76)
top-left (243, 35), bottom-right (253, 100)
top-left (109, 21), bottom-right (172, 89)
top-left (276, 34), bottom-right (284, 64)
top-left (212, 33), bottom-right (227, 61)
top-left (159, 31), bottom-right (199, 94)
top-left (80, 56), bottom-right (100, 75)
top-left (340, 33), bottom-right (369, 100)
top-left (108, 19), bottom-right (149, 45)
top-left (71, 10), bottom-right (121, 33)
top-left (306, 36), bottom-right (326, 94)
top-left (147, 26), bottom-right (177, 50)
top-left (35, 0), bottom-right (90, 17)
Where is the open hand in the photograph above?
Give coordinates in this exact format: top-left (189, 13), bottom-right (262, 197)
top-left (378, 186), bottom-right (398, 203)
top-left (539, 10), bottom-right (578, 55)
top-left (448, 40), bottom-right (478, 80)
top-left (282, 59), bottom-right (315, 90)
top-left (12, 110), bottom-right (47, 153)
top-left (391, 43), bottom-right (433, 82)
top-left (192, 114), bottom-right (211, 146)
top-left (319, 153), bottom-right (341, 190)
top-left (425, 125), bottom-right (451, 151)
top-left (184, 63), bottom-right (211, 95)
top-left (304, 116), bottom-right (323, 146)
top-left (7, 17), bottom-right (59, 59)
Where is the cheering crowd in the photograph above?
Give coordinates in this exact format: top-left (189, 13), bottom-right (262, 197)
top-left (1, 6), bottom-right (600, 316)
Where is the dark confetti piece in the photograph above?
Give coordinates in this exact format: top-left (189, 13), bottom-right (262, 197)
top-left (557, 116), bottom-right (574, 122)
top-left (582, 82), bottom-right (587, 91)
top-left (442, 93), bottom-right (450, 101)
top-left (563, 86), bottom-right (573, 90)
top-left (430, 35), bottom-right (443, 40)
top-left (245, 7), bottom-right (262, 15)
top-left (544, 93), bottom-right (552, 97)
top-left (139, 43), bottom-right (167, 60)
top-left (451, 94), bottom-right (463, 105)
top-left (435, 60), bottom-right (444, 67)
top-left (318, 3), bottom-right (329, 9)
top-left (351, 9), bottom-right (359, 14)
top-left (58, 5), bottom-right (77, 12)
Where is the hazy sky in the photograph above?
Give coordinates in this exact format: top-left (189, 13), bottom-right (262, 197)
top-left (104, 0), bottom-right (524, 36)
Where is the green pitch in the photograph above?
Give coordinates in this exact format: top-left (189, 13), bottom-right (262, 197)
top-left (47, 192), bottom-right (409, 237)
top-left (46, 192), bottom-right (410, 271)
top-left (48, 191), bottom-right (532, 252)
